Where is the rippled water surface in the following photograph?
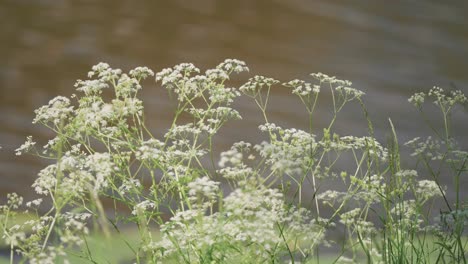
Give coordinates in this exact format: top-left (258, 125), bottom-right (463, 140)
top-left (1, 0), bottom-right (468, 201)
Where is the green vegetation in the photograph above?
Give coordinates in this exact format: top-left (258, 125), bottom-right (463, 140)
top-left (1, 60), bottom-right (466, 263)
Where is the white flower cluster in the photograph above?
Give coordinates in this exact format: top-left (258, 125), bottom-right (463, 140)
top-left (205, 68), bottom-right (229, 81)
top-left (429, 86), bottom-right (467, 108)
top-left (409, 86), bottom-right (467, 111)
top-left (62, 212), bottom-right (92, 234)
top-left (353, 174), bottom-right (386, 204)
top-left (239, 75), bottom-right (279, 96)
top-left (132, 200), bottom-right (156, 216)
top-left (151, 186), bottom-right (323, 262)
top-left (155, 63), bottom-right (202, 101)
top-left (6, 192), bottom-right (23, 209)
top-left (283, 79), bottom-right (320, 96)
top-left (220, 188), bottom-right (289, 253)
top-left (32, 96), bottom-right (74, 125)
top-left (340, 208), bottom-right (375, 235)
top-left (85, 152), bottom-right (115, 191)
top-left (25, 215), bottom-right (53, 234)
top-left (118, 178), bottom-right (142, 195)
top-left (159, 141), bottom-right (207, 166)
top-left (15, 136), bottom-right (36, 156)
top-left (217, 142), bottom-right (255, 181)
top-left (416, 180), bottom-right (443, 200)
top-left (74, 97), bottom-right (143, 131)
top-left (188, 107), bottom-right (241, 135)
top-left (129, 66), bottom-right (154, 79)
top-left (26, 198), bottom-right (43, 208)
top-left (216, 58), bottom-right (249, 74)
top-left (208, 86), bottom-right (240, 105)
top-left (218, 165), bottom-right (254, 181)
top-left (310, 72), bottom-right (350, 86)
top-left (218, 147), bottom-right (244, 168)
top-left (2, 224), bottom-right (25, 248)
top-left (32, 151), bottom-right (115, 197)
top-left (164, 123), bottom-right (201, 139)
top-left (187, 176), bottom-right (220, 208)
top-left (404, 136), bottom-right (444, 159)
top-left (112, 97), bottom-right (144, 117)
top-left (390, 200), bottom-right (423, 231)
top-left (114, 74), bottom-right (142, 98)
top-left (75, 100), bottom-right (112, 129)
top-left (257, 123), bottom-right (316, 175)
top-left (156, 60), bottom-right (245, 106)
top-left (310, 72), bottom-right (364, 100)
top-left (87, 62), bottom-right (122, 82)
top-left (23, 63), bottom-right (151, 150)
top-left (32, 164), bottom-right (58, 195)
top-left (339, 136), bottom-right (388, 161)
top-left (1, 211), bottom-right (89, 264)
top-left (390, 169), bottom-right (419, 195)
top-left (154, 67), bottom-right (181, 86)
top-left (408, 92), bottom-right (425, 108)
top-left (394, 169), bottom-right (418, 179)
top-left (135, 138), bottom-right (164, 161)
top-left (74, 79), bottom-right (109, 96)
top-left (317, 190), bottom-right (348, 207)
top-left (335, 86), bottom-right (365, 99)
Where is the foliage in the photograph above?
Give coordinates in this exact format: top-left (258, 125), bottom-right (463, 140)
top-left (1, 60), bottom-right (467, 263)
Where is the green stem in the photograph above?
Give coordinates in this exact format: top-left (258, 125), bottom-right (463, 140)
top-left (42, 212), bottom-right (57, 251)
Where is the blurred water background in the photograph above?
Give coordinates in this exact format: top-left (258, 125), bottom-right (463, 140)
top-left (1, 0), bottom-right (467, 204)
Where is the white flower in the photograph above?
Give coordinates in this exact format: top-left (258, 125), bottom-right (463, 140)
top-left (91, 62), bottom-right (110, 73)
top-left (119, 178), bottom-right (142, 194)
top-left (115, 74), bottom-right (142, 98)
top-left (217, 59), bottom-right (249, 73)
top-left (136, 138), bottom-right (164, 161)
top-left (33, 96), bottom-right (74, 125)
top-left (409, 92), bottom-right (425, 108)
top-left (85, 152), bottom-right (114, 192)
top-left (310, 72), bottom-right (352, 87)
top-left (187, 176), bottom-right (220, 206)
top-left (205, 68), bottom-right (229, 80)
top-left (74, 79), bottom-right (109, 95)
top-left (174, 63), bottom-right (200, 75)
top-left (15, 136), bottom-right (36, 155)
top-left (132, 200), bottom-right (156, 215)
top-left (256, 124), bottom-right (317, 174)
top-left (155, 68), bottom-right (173, 82)
top-left (395, 169), bottom-right (418, 179)
top-left (218, 165), bottom-right (253, 180)
top-left (283, 79), bottom-right (318, 96)
top-left (208, 86), bottom-right (241, 105)
top-left (427, 86), bottom-right (467, 110)
top-left (337, 86), bottom-right (365, 98)
top-left (416, 180), bottom-right (443, 200)
top-left (32, 164), bottom-right (58, 195)
top-left (129, 66), bottom-right (154, 79)
top-left (7, 193), bottom-right (23, 209)
top-left (219, 149), bottom-right (243, 167)
top-left (240, 75), bottom-right (279, 96)
top-left (25, 198), bottom-right (43, 208)
top-left (111, 97), bottom-right (144, 117)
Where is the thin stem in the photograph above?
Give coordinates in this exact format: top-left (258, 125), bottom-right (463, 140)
top-left (42, 213), bottom-right (57, 251)
top-left (10, 243), bottom-right (13, 264)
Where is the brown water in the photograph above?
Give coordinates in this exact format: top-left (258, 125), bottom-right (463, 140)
top-left (1, 0), bottom-right (468, 202)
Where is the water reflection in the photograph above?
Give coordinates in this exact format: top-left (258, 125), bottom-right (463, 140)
top-left (1, 0), bottom-right (467, 201)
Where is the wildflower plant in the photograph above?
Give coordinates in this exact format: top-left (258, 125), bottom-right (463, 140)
top-left (1, 59), bottom-right (467, 263)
